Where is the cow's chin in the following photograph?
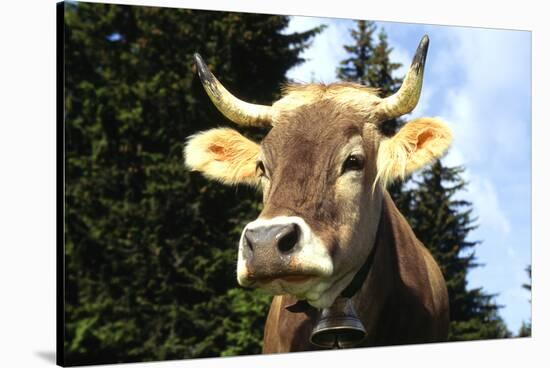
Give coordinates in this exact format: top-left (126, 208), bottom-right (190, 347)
top-left (244, 276), bottom-right (320, 299)
top-left (296, 270), bottom-right (358, 309)
top-left (237, 267), bottom-right (356, 309)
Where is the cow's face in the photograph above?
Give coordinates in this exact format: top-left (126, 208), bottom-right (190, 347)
top-left (184, 36), bottom-right (452, 308)
top-left (236, 102), bottom-right (385, 308)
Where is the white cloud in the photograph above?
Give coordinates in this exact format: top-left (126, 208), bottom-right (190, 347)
top-left (443, 29), bottom-right (531, 161)
top-left (413, 25), bottom-right (530, 250)
top-left (285, 17), bottom-right (352, 83)
top-left (427, 25), bottom-right (531, 334)
top-left (385, 42), bottom-right (411, 79)
top-left (468, 174), bottom-right (512, 235)
top-left (440, 88), bottom-right (483, 165)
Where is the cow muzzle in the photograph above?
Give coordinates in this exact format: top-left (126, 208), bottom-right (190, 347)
top-left (236, 216), bottom-right (333, 290)
top-left (242, 223), bottom-right (302, 280)
top-left (244, 223), bottom-right (300, 257)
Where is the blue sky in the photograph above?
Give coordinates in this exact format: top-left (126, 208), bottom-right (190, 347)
top-left (284, 16), bottom-right (532, 334)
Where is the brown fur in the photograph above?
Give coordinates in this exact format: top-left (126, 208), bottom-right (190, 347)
top-left (271, 83), bottom-right (382, 125)
top-left (256, 101), bottom-right (381, 275)
top-left (262, 192), bottom-right (449, 353)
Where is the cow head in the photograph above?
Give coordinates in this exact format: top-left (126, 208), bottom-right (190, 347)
top-left (185, 36), bottom-right (452, 309)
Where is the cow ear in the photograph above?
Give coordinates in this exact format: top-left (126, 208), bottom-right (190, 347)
top-left (184, 128), bottom-right (260, 186)
top-left (376, 117), bottom-right (452, 187)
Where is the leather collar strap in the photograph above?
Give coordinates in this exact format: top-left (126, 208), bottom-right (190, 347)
top-left (340, 241), bottom-right (377, 298)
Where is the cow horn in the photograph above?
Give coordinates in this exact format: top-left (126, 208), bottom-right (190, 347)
top-left (376, 35), bottom-right (429, 120)
top-left (194, 53), bottom-right (273, 127)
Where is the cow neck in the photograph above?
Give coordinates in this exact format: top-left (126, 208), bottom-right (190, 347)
top-left (286, 200), bottom-right (384, 314)
top-left (340, 233), bottom-right (378, 298)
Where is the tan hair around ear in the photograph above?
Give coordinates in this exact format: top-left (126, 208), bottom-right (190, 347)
top-left (184, 128), bottom-right (261, 186)
top-left (375, 117), bottom-right (453, 188)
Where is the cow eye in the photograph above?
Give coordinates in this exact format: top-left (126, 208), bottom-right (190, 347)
top-left (256, 161), bottom-right (267, 178)
top-left (341, 154), bottom-right (364, 174)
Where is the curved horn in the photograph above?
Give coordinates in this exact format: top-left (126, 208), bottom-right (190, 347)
top-left (376, 35), bottom-right (429, 120)
top-left (194, 53), bottom-right (273, 127)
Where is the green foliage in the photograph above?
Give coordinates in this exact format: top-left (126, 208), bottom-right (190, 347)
top-left (518, 265), bottom-right (531, 337)
top-left (221, 289), bottom-right (273, 357)
top-left (337, 20), bottom-right (377, 85)
top-left (523, 265), bottom-right (532, 294)
top-left (64, 2), bottom-right (320, 365)
top-left (518, 322), bottom-right (531, 337)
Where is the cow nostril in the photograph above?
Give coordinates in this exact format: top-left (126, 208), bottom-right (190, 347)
top-left (277, 224), bottom-right (300, 254)
top-left (244, 230), bottom-right (254, 251)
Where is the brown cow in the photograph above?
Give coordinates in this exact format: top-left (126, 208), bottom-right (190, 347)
top-left (185, 35), bottom-right (451, 352)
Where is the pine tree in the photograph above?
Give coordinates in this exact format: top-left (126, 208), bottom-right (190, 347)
top-left (337, 20), bottom-right (376, 85)
top-left (406, 160), bottom-right (510, 340)
top-left (518, 265), bottom-right (532, 337)
top-left (523, 265), bottom-right (532, 299)
top-left (337, 21), bottom-right (403, 136)
top-left (64, 2), bottom-right (321, 364)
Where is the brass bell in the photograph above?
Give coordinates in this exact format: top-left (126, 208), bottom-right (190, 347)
top-left (310, 297), bottom-right (366, 349)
